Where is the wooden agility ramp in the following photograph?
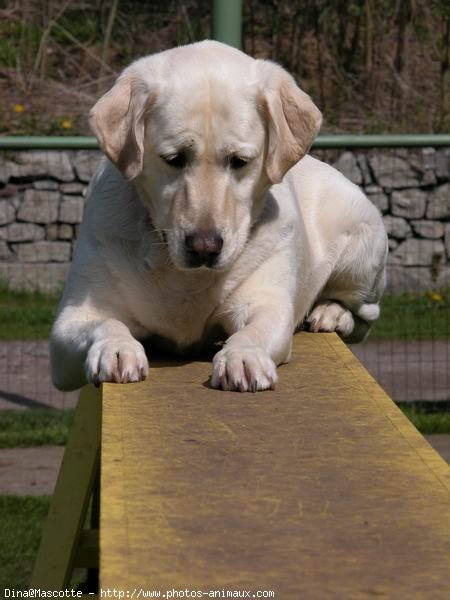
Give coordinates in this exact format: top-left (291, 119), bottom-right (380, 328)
top-left (31, 333), bottom-right (450, 597)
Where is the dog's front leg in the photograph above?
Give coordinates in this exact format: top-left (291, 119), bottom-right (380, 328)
top-left (51, 312), bottom-right (148, 391)
top-left (211, 293), bottom-right (294, 392)
top-left (84, 319), bottom-right (149, 387)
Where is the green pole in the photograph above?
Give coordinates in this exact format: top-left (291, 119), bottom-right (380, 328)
top-left (211, 0), bottom-right (242, 50)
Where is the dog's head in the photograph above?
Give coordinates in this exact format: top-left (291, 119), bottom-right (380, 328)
top-left (90, 41), bottom-right (321, 271)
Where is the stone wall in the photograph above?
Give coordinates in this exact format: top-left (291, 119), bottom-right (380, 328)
top-left (0, 147), bottom-right (449, 294)
top-left (318, 148), bottom-right (450, 292)
top-left (0, 150), bottom-right (102, 292)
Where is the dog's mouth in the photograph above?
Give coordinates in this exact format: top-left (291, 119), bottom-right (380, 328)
top-left (184, 251), bottom-right (221, 269)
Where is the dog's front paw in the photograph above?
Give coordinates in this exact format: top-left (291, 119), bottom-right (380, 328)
top-left (85, 337), bottom-right (149, 385)
top-left (211, 345), bottom-right (278, 392)
top-left (306, 301), bottom-right (354, 337)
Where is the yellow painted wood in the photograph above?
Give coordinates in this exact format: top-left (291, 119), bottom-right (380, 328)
top-left (30, 384), bottom-right (101, 588)
top-left (74, 529), bottom-right (99, 568)
top-left (100, 333), bottom-right (450, 597)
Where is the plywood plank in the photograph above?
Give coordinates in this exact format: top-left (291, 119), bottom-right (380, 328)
top-left (100, 333), bottom-right (450, 597)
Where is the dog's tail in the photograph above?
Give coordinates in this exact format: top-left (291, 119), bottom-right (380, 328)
top-left (354, 302), bottom-right (380, 323)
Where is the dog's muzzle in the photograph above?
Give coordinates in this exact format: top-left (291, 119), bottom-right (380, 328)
top-left (184, 229), bottom-right (223, 268)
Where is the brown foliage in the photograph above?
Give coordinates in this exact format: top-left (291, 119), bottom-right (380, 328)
top-left (0, 0), bottom-right (448, 135)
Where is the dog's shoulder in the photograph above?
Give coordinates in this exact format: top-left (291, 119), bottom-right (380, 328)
top-left (82, 159), bottom-right (149, 244)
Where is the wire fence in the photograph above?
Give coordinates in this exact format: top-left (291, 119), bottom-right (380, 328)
top-left (0, 136), bottom-right (449, 409)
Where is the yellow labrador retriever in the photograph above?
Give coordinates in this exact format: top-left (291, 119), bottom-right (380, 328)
top-left (50, 41), bottom-right (387, 392)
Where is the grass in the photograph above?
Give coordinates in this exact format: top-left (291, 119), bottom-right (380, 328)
top-left (370, 289), bottom-right (450, 341)
top-left (399, 403), bottom-right (450, 434)
top-left (0, 409), bottom-right (78, 590)
top-left (0, 495), bottom-right (86, 591)
top-left (0, 286), bottom-right (60, 340)
top-left (0, 495), bottom-right (50, 590)
top-left (0, 409), bottom-right (74, 448)
top-left (0, 286), bottom-right (449, 341)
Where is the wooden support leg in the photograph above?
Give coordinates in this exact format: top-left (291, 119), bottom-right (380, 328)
top-left (29, 384), bottom-right (101, 589)
top-left (83, 467), bottom-right (101, 592)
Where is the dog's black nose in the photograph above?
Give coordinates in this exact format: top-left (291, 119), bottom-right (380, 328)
top-left (185, 230), bottom-right (223, 266)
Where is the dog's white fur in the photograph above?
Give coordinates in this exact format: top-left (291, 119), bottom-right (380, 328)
top-left (50, 41), bottom-right (387, 393)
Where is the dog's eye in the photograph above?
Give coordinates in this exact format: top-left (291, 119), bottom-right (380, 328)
top-left (228, 156), bottom-right (248, 170)
top-left (161, 153), bottom-right (187, 169)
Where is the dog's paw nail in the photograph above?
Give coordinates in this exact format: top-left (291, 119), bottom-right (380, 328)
top-left (212, 346), bottom-right (277, 392)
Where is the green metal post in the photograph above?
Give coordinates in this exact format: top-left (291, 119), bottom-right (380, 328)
top-left (211, 0), bottom-right (242, 50)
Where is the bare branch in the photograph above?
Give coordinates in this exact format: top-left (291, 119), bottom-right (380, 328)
top-left (51, 21), bottom-right (117, 76)
top-left (98, 0), bottom-right (119, 94)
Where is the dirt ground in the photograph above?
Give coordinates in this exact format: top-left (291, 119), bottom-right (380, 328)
top-left (0, 340), bottom-right (78, 410)
top-left (352, 340), bottom-right (450, 403)
top-left (0, 445), bottom-right (64, 495)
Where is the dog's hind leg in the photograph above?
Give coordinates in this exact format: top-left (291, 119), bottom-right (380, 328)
top-left (305, 299), bottom-right (380, 343)
top-left (304, 224), bottom-right (388, 343)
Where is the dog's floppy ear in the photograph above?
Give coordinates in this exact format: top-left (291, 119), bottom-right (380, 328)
top-left (257, 61), bottom-right (322, 184)
top-left (89, 72), bottom-right (152, 180)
